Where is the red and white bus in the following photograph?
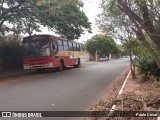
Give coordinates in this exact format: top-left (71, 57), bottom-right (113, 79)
top-left (23, 34), bottom-right (85, 72)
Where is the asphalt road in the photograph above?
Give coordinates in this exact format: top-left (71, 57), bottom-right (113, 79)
top-left (0, 58), bottom-right (129, 120)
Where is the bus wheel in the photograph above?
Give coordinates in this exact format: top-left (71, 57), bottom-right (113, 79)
top-left (74, 59), bottom-right (81, 68)
top-left (59, 61), bottom-right (64, 71)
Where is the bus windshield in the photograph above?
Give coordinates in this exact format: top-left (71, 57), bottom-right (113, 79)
top-left (23, 39), bottom-right (50, 58)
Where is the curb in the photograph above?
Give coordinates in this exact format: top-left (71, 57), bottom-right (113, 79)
top-left (109, 70), bottom-right (131, 112)
top-left (0, 70), bottom-right (35, 80)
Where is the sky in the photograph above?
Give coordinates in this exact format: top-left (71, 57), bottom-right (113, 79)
top-left (79, 0), bottom-right (102, 42)
top-left (33, 0), bottom-right (102, 42)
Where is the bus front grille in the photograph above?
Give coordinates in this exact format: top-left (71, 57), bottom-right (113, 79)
top-left (32, 65), bottom-right (44, 69)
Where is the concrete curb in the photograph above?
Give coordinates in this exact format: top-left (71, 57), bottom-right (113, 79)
top-left (110, 70), bottom-right (131, 112)
top-left (0, 70), bottom-right (35, 80)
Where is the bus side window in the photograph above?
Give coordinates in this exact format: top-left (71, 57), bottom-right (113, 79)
top-left (77, 43), bottom-right (80, 51)
top-left (68, 42), bottom-right (73, 51)
top-left (58, 40), bottom-right (64, 51)
top-left (52, 41), bottom-right (58, 55)
top-left (80, 43), bottom-right (84, 51)
top-left (58, 40), bottom-right (63, 45)
top-left (63, 45), bottom-right (68, 51)
top-left (58, 45), bottom-right (64, 51)
top-left (73, 43), bottom-right (77, 51)
top-left (63, 41), bottom-right (68, 50)
top-left (63, 41), bottom-right (68, 46)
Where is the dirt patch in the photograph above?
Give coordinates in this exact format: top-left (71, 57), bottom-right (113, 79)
top-left (85, 70), bottom-right (160, 120)
top-left (0, 70), bottom-right (55, 85)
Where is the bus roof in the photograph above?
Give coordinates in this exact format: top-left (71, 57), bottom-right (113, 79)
top-left (23, 34), bottom-right (74, 41)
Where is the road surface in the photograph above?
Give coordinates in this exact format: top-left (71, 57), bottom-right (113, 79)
top-left (0, 58), bottom-right (129, 120)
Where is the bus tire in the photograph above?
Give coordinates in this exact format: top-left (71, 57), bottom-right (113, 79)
top-left (59, 61), bottom-right (64, 71)
top-left (74, 59), bottom-right (81, 68)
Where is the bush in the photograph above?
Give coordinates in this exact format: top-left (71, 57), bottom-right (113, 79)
top-left (136, 49), bottom-right (160, 79)
top-left (0, 34), bottom-right (23, 69)
top-left (155, 80), bottom-right (160, 88)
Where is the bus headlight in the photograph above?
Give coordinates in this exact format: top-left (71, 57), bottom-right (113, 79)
top-left (44, 62), bottom-right (53, 68)
top-left (24, 65), bottom-right (31, 69)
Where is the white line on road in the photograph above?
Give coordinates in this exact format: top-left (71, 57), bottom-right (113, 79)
top-left (118, 70), bottom-right (131, 95)
top-left (110, 70), bottom-right (131, 112)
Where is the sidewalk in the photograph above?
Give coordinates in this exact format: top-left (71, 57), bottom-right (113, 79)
top-left (0, 69), bottom-right (35, 79)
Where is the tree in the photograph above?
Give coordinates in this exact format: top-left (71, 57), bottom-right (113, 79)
top-left (97, 0), bottom-right (160, 69)
top-left (116, 0), bottom-right (160, 51)
top-left (44, 3), bottom-right (92, 39)
top-left (0, 0), bottom-right (91, 39)
top-left (13, 16), bottom-right (41, 36)
top-left (85, 34), bottom-right (118, 58)
top-left (136, 45), bottom-right (160, 79)
top-left (122, 39), bottom-right (141, 78)
top-left (0, 0), bottom-right (34, 34)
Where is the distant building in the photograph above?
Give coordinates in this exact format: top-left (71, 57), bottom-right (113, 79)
top-left (89, 52), bottom-right (100, 61)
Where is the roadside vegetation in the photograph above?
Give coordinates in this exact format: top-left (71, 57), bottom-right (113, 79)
top-left (86, 0), bottom-right (160, 119)
top-left (0, 34), bottom-right (23, 69)
top-left (97, 0), bottom-right (160, 81)
top-left (0, 0), bottom-right (91, 70)
top-left (85, 34), bottom-right (120, 60)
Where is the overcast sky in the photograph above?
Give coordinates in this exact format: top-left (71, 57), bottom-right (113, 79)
top-left (79, 0), bottom-right (102, 42)
top-left (34, 0), bottom-right (102, 42)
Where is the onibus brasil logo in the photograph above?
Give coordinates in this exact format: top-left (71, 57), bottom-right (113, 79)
top-left (1, 112), bottom-right (42, 118)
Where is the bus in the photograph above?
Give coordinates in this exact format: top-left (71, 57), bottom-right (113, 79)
top-left (23, 34), bottom-right (85, 72)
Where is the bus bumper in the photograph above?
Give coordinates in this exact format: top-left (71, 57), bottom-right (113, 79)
top-left (23, 62), bottom-right (53, 70)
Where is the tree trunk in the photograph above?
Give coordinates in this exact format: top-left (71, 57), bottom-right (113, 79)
top-left (129, 48), bottom-right (136, 79)
top-left (141, 1), bottom-right (160, 52)
top-left (117, 1), bottom-right (160, 69)
top-left (136, 29), bottom-right (160, 69)
top-left (117, 0), bottom-right (160, 52)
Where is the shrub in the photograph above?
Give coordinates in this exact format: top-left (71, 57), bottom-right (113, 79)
top-left (155, 80), bottom-right (160, 88)
top-left (136, 49), bottom-right (160, 80)
top-left (0, 34), bottom-right (23, 69)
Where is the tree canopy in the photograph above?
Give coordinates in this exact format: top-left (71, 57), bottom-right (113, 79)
top-left (85, 34), bottom-right (119, 56)
top-left (0, 0), bottom-right (91, 39)
top-left (46, 3), bottom-right (92, 39)
top-left (97, 0), bottom-right (160, 69)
